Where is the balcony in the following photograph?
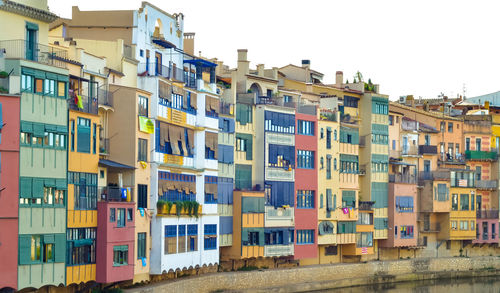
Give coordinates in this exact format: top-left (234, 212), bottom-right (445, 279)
top-left (389, 174), bottom-right (417, 184)
top-left (476, 180), bottom-right (497, 190)
top-left (418, 145), bottom-right (437, 155)
top-left (256, 96), bottom-right (295, 109)
top-left (0, 39), bottom-right (68, 69)
top-left (265, 167), bottom-right (294, 181)
top-left (450, 178), bottom-right (474, 188)
top-left (98, 89), bottom-right (113, 108)
top-left (264, 206), bottom-right (294, 228)
top-left (438, 153), bottom-right (465, 165)
top-left (418, 171), bottom-right (450, 181)
top-left (358, 201), bottom-right (374, 211)
top-left (420, 223), bottom-right (441, 233)
top-left (69, 94), bottom-right (98, 115)
top-left (137, 62), bottom-right (197, 87)
top-left (476, 209), bottom-right (499, 219)
top-left (264, 244), bottom-right (294, 257)
top-left (156, 200), bottom-right (202, 217)
top-left (401, 146), bottom-right (419, 156)
top-left (297, 104), bottom-right (317, 116)
top-left (100, 186), bottom-right (134, 202)
top-left (99, 138), bottom-right (110, 156)
top-left (389, 150), bottom-right (401, 158)
top-left (220, 100), bottom-right (234, 116)
top-left (465, 150), bottom-right (498, 161)
top-left (320, 109), bottom-right (337, 122)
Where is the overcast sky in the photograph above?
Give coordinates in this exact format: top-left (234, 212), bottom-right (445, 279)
top-left (48, 0), bottom-right (500, 100)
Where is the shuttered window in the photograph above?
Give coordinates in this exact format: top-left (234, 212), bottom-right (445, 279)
top-left (77, 117), bottom-right (91, 153)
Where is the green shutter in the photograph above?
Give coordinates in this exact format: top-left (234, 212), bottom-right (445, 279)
top-left (246, 136), bottom-right (253, 160)
top-left (19, 235), bottom-right (32, 265)
top-left (44, 179), bottom-right (56, 187)
top-left (54, 234), bottom-right (66, 263)
top-left (374, 218), bottom-right (387, 229)
top-left (258, 229), bottom-right (265, 245)
top-left (32, 178), bottom-right (44, 198)
top-left (20, 121), bottom-right (33, 133)
top-left (33, 123), bottom-right (45, 137)
top-left (57, 75), bottom-right (69, 82)
top-left (56, 125), bottom-right (68, 133)
top-left (45, 72), bottom-right (58, 80)
top-left (55, 179), bottom-right (67, 190)
top-left (43, 234), bottom-right (55, 244)
top-left (33, 69), bottom-right (45, 79)
top-left (241, 229), bottom-right (249, 242)
top-left (20, 177), bottom-right (32, 198)
top-left (21, 67), bottom-right (36, 76)
top-left (26, 21), bottom-right (39, 30)
top-left (77, 125), bottom-right (91, 153)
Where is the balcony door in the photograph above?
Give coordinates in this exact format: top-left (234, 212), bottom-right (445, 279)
top-left (476, 138), bottom-right (481, 151)
top-left (476, 195), bottom-right (482, 212)
top-left (155, 52), bottom-right (162, 75)
top-left (402, 136), bottom-right (408, 154)
top-left (26, 23), bottom-right (38, 61)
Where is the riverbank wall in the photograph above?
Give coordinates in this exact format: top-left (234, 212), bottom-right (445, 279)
top-left (126, 256), bottom-right (500, 293)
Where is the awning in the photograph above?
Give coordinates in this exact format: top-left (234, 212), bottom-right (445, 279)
top-left (183, 59), bottom-right (217, 68)
top-left (389, 161), bottom-right (416, 166)
top-left (99, 159), bottom-right (136, 171)
top-left (152, 38), bottom-right (176, 49)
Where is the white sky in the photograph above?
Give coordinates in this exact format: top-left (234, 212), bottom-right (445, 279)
top-left (48, 0), bottom-right (500, 100)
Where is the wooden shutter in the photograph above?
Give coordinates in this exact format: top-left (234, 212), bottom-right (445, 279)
top-left (18, 235), bottom-right (32, 265)
top-left (54, 234), bottom-right (66, 263)
top-left (190, 92), bottom-right (197, 109)
top-left (20, 177), bottom-right (32, 198)
top-left (32, 178), bottom-right (44, 198)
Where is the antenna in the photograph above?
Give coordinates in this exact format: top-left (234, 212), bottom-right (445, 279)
top-left (462, 83), bottom-right (467, 99)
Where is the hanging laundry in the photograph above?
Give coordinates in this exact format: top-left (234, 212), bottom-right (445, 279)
top-left (139, 207), bottom-right (145, 217)
top-left (76, 95), bottom-right (84, 109)
top-left (342, 207), bottom-right (349, 214)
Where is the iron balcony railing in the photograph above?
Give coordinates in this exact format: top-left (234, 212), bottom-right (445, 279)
top-left (418, 171), bottom-right (450, 181)
top-left (389, 174), bottom-right (417, 184)
top-left (69, 94), bottom-right (98, 115)
top-left (475, 180), bottom-right (497, 190)
top-left (465, 150), bottom-right (498, 161)
top-left (438, 152), bottom-right (465, 164)
top-left (420, 222), bottom-right (441, 232)
top-left (0, 39), bottom-right (67, 69)
top-left (219, 100), bottom-right (234, 116)
top-left (419, 145), bottom-right (437, 155)
top-left (137, 62), bottom-right (197, 87)
top-left (99, 138), bottom-right (110, 155)
top-left (401, 145), bottom-right (419, 156)
top-left (100, 186), bottom-right (134, 202)
top-left (358, 201), bottom-right (375, 211)
top-left (476, 209), bottom-right (499, 219)
top-left (256, 96), bottom-right (295, 109)
top-left (98, 89), bottom-right (113, 107)
top-left (389, 150), bottom-right (401, 158)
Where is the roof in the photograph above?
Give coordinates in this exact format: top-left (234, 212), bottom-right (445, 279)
top-left (466, 90), bottom-right (500, 107)
top-left (0, 0), bottom-right (58, 23)
top-left (389, 161), bottom-right (416, 166)
top-left (279, 64), bottom-right (324, 77)
top-left (183, 58), bottom-right (217, 68)
top-left (99, 159), bottom-right (135, 170)
top-left (390, 101), bottom-right (462, 121)
top-left (105, 67), bottom-right (124, 77)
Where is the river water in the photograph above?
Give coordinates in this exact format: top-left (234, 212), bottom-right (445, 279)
top-left (321, 276), bottom-right (500, 293)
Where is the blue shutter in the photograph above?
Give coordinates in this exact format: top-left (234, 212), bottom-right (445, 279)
top-left (18, 235), bottom-right (32, 264)
top-left (54, 233), bottom-right (66, 263)
top-left (77, 125), bottom-right (91, 153)
top-left (20, 177), bottom-right (32, 198)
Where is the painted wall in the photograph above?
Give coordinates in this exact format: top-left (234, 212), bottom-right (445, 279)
top-left (0, 94), bottom-right (20, 291)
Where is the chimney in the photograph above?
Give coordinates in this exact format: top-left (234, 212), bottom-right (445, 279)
top-left (301, 59), bottom-right (310, 69)
top-left (272, 67), bottom-right (278, 80)
top-left (257, 64), bottom-right (264, 76)
top-left (237, 49), bottom-right (249, 75)
top-left (335, 71), bottom-right (343, 87)
top-left (183, 32), bottom-right (195, 56)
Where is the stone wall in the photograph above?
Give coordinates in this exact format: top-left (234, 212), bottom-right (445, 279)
top-left (125, 256), bottom-right (500, 293)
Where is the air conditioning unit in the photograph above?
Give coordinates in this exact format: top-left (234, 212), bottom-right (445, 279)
top-left (399, 96), bottom-right (406, 104)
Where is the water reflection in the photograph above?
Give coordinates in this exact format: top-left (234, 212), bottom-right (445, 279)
top-left (322, 276), bottom-right (500, 293)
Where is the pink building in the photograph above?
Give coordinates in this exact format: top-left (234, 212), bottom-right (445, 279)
top-left (380, 162), bottom-right (418, 248)
top-left (96, 201), bottom-right (135, 283)
top-left (294, 110), bottom-right (318, 259)
top-left (0, 94), bottom-right (20, 291)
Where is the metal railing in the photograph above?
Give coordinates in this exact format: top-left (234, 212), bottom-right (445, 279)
top-left (465, 150), bottom-right (498, 161)
top-left (297, 104), bottom-right (317, 116)
top-left (438, 152), bottom-right (465, 164)
top-left (420, 222), bottom-right (441, 232)
top-left (98, 89), bottom-right (113, 107)
top-left (418, 171), bottom-right (450, 181)
top-left (100, 186), bottom-right (134, 202)
top-left (476, 209), bottom-right (499, 219)
top-left (99, 138), bottom-right (110, 155)
top-left (137, 62), bottom-right (197, 87)
top-left (476, 180), bottom-right (497, 190)
top-left (69, 94), bottom-right (98, 115)
top-left (401, 146), bottom-right (419, 156)
top-left (389, 174), bottom-right (417, 184)
top-left (256, 96), bottom-right (295, 109)
top-left (389, 150), bottom-right (401, 158)
top-left (419, 145), bottom-right (437, 155)
top-left (0, 39), bottom-right (67, 69)
top-left (358, 201), bottom-right (374, 211)
top-left (220, 100), bottom-right (234, 116)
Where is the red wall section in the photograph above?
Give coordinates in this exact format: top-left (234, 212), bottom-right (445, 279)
top-left (294, 112), bottom-right (318, 260)
top-left (96, 201), bottom-right (135, 283)
top-left (0, 94), bottom-right (20, 290)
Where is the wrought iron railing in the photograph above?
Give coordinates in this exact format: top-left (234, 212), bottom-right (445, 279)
top-left (476, 209), bottom-right (499, 219)
top-left (0, 39), bottom-right (67, 69)
top-left (69, 93), bottom-right (98, 115)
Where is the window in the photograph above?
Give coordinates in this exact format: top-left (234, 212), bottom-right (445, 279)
top-left (476, 138), bottom-right (481, 151)
top-left (425, 134), bottom-right (430, 146)
top-left (164, 225), bottom-right (177, 254)
top-left (127, 208), bottom-right (133, 221)
top-left (44, 79), bottom-right (55, 96)
top-left (204, 224), bottom-right (217, 250)
top-left (236, 137), bottom-right (246, 152)
top-left (320, 128), bottom-right (324, 139)
top-left (396, 196), bottom-right (414, 213)
top-left (297, 150), bottom-right (314, 169)
top-left (137, 233), bottom-right (146, 259)
top-left (110, 208), bottom-right (116, 222)
top-left (77, 117), bottom-right (91, 153)
top-left (113, 245), bottom-right (128, 266)
top-left (57, 81), bottom-right (66, 97)
top-left (389, 115), bottom-right (394, 125)
top-left (21, 74), bottom-right (33, 92)
top-left (283, 95), bottom-right (292, 103)
top-left (138, 96), bottom-right (148, 117)
top-left (466, 138), bottom-right (470, 151)
top-left (140, 49), bottom-right (144, 57)
top-left (69, 172), bottom-right (98, 210)
top-left (334, 130), bottom-right (337, 141)
top-left (247, 231), bottom-right (260, 246)
top-left (117, 208), bottom-right (126, 227)
top-left (460, 194), bottom-right (469, 211)
top-left (67, 228), bottom-right (96, 265)
top-left (138, 184), bottom-right (148, 209)
top-left (400, 226), bottom-right (414, 239)
top-left (436, 183), bottom-right (448, 202)
top-left (178, 225), bottom-right (186, 253)
top-left (35, 78), bottom-right (43, 93)
top-left (265, 231), bottom-right (284, 245)
top-left (326, 128), bottom-right (331, 149)
top-left (71, 120), bottom-right (75, 151)
top-left (297, 120), bottom-right (314, 135)
top-left (475, 166), bottom-right (481, 181)
top-left (320, 157), bottom-right (324, 169)
top-left (372, 102), bottom-right (388, 114)
top-left (264, 111), bottom-right (295, 134)
top-left (333, 158), bottom-right (337, 170)
top-left (92, 123), bottom-right (97, 154)
top-left (460, 220), bottom-right (469, 231)
top-left (448, 122), bottom-right (453, 133)
top-left (471, 194), bottom-right (475, 211)
top-left (440, 121), bottom-right (445, 132)
top-left (297, 190), bottom-right (314, 208)
top-left (31, 235), bottom-right (41, 262)
top-left (138, 138), bottom-right (148, 162)
top-left (342, 191), bottom-right (356, 208)
top-left (325, 246), bottom-right (338, 256)
top-left (392, 140), bottom-right (396, 150)
top-left (344, 96), bottom-right (358, 108)
top-left (356, 232), bottom-right (373, 247)
top-left (188, 224), bottom-right (198, 251)
top-left (451, 221), bottom-right (457, 230)
top-left (296, 230), bottom-right (314, 244)
top-left (357, 212), bottom-right (373, 225)
top-left (326, 156), bottom-right (331, 179)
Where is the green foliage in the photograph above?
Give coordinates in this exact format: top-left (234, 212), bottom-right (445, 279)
top-left (0, 87), bottom-right (8, 93)
top-left (166, 201), bottom-right (173, 214)
top-left (175, 201), bottom-right (183, 217)
top-left (0, 71), bottom-right (8, 78)
top-left (156, 200), bottom-right (166, 211)
top-left (193, 201), bottom-right (200, 218)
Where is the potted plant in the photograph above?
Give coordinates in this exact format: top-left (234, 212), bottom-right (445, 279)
top-left (156, 200), bottom-right (166, 214)
top-left (0, 71), bottom-right (8, 79)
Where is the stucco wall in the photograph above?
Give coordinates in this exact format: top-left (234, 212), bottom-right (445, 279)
top-left (126, 256), bottom-right (500, 293)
